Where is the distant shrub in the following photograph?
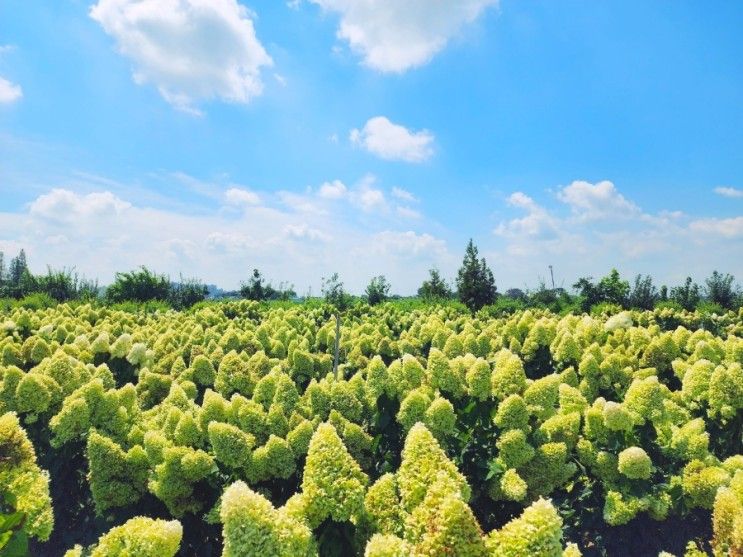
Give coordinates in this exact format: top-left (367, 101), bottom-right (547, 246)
top-left (17, 293), bottom-right (57, 310)
top-left (591, 302), bottom-right (624, 316)
top-left (482, 296), bottom-right (525, 316)
top-left (105, 267), bottom-right (170, 304)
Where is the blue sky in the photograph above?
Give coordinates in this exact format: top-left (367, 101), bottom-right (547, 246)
top-left (0, 0), bottom-right (741, 294)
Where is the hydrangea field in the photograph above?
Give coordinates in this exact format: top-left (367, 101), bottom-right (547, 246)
top-left (1, 301), bottom-right (742, 556)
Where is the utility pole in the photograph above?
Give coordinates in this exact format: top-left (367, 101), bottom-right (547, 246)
top-left (333, 313), bottom-right (341, 380)
top-left (549, 265), bottom-right (555, 290)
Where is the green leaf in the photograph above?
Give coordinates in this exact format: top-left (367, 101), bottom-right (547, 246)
top-left (0, 530), bottom-right (29, 557)
top-left (0, 512), bottom-right (24, 535)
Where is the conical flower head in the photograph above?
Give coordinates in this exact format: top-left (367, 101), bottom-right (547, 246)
top-left (405, 471), bottom-right (487, 557)
top-left (397, 422), bottom-right (470, 512)
top-left (220, 481), bottom-right (315, 557)
top-left (91, 517), bottom-right (182, 557)
top-left (301, 422), bottom-right (368, 527)
top-left (486, 498), bottom-right (564, 557)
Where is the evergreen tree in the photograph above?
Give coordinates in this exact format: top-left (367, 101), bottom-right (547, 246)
top-left (456, 239), bottom-right (496, 312)
top-left (418, 268), bottom-right (453, 301)
top-left (8, 249), bottom-right (28, 287)
top-left (0, 251), bottom-right (5, 297)
top-left (6, 249), bottom-right (34, 298)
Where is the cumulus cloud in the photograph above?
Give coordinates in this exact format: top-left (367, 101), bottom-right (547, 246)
top-left (350, 116), bottom-right (434, 162)
top-left (224, 187), bottom-right (260, 206)
top-left (29, 189), bottom-right (131, 224)
top-left (355, 186), bottom-right (386, 212)
top-left (556, 180), bottom-right (640, 221)
top-left (492, 181), bottom-right (743, 286)
top-left (495, 192), bottom-right (561, 241)
top-left (369, 230), bottom-right (447, 257)
top-left (284, 176), bottom-right (426, 219)
top-left (317, 179), bottom-right (347, 199)
top-left (714, 186), bottom-right (743, 199)
top-left (2, 181), bottom-right (451, 294)
top-left (89, 0), bottom-right (272, 112)
top-left (309, 0), bottom-right (498, 72)
top-left (0, 76), bottom-right (22, 104)
top-left (689, 216), bottom-right (743, 238)
top-left (350, 176), bottom-right (387, 212)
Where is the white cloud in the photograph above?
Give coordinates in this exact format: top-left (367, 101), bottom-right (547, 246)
top-left (356, 187), bottom-right (385, 212)
top-left (90, 0), bottom-right (273, 112)
top-left (309, 0), bottom-right (498, 73)
top-left (351, 177), bottom-right (386, 212)
top-left (284, 224), bottom-right (331, 242)
top-left (391, 187), bottom-right (417, 203)
top-left (557, 180), bottom-right (640, 221)
top-left (0, 77), bottom-right (22, 104)
top-left (350, 116), bottom-right (434, 163)
top-left (224, 187), bottom-right (260, 206)
top-left (714, 186), bottom-right (743, 199)
top-left (6, 179), bottom-right (740, 297)
top-left (370, 230), bottom-right (447, 257)
top-left (278, 191), bottom-right (328, 215)
top-left (495, 192), bottom-right (561, 241)
top-left (689, 216), bottom-right (743, 238)
top-left (491, 181), bottom-right (743, 288)
top-left (396, 206), bottom-right (421, 219)
top-left (29, 189), bottom-right (131, 224)
top-left (206, 231), bottom-right (254, 252)
top-left (2, 183), bottom-right (451, 294)
top-left (317, 179), bottom-right (347, 199)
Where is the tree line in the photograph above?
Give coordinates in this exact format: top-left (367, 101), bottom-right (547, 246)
top-left (0, 243), bottom-right (740, 314)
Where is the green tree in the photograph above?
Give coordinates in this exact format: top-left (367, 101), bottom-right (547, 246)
top-left (321, 273), bottom-right (353, 379)
top-left (365, 275), bottom-right (391, 305)
top-left (169, 275), bottom-right (208, 309)
top-left (3, 249), bottom-right (34, 298)
top-left (240, 269), bottom-right (295, 301)
top-left (418, 268), bottom-right (453, 301)
top-left (34, 267), bottom-right (98, 303)
top-left (8, 249), bottom-right (28, 287)
top-left (321, 272), bottom-right (352, 312)
top-left (105, 267), bottom-right (171, 304)
top-left (596, 269), bottom-right (629, 306)
top-left (704, 271), bottom-right (737, 309)
top-left (628, 274), bottom-right (658, 310)
top-left (574, 269), bottom-right (629, 311)
top-left (240, 269), bottom-right (270, 301)
top-left (670, 277), bottom-right (701, 311)
top-left (456, 239), bottom-right (497, 312)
